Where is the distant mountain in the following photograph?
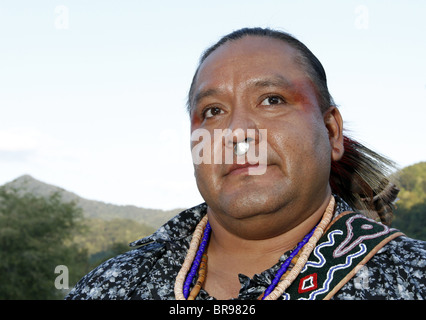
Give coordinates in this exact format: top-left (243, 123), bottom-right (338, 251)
top-left (3, 175), bottom-right (183, 229)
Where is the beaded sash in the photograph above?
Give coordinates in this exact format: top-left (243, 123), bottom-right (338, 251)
top-left (282, 211), bottom-right (404, 300)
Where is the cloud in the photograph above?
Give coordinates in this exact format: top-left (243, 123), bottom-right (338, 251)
top-left (0, 127), bottom-right (62, 163)
top-left (0, 150), bottom-right (35, 163)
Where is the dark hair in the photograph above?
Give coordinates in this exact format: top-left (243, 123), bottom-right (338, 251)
top-left (187, 27), bottom-right (399, 225)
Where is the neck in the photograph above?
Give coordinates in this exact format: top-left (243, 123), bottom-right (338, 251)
top-left (204, 193), bottom-right (333, 299)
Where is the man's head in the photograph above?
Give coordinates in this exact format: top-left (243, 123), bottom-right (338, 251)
top-left (188, 28), bottom-right (344, 239)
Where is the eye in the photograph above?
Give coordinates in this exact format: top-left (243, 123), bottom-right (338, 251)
top-left (259, 95), bottom-right (285, 106)
top-left (203, 106), bottom-right (224, 119)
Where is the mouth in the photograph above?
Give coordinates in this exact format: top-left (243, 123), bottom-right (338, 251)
top-left (225, 162), bottom-right (268, 176)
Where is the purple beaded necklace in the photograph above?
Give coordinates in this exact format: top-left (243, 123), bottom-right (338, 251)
top-left (183, 221), bottom-right (212, 298)
top-left (182, 220), bottom-right (317, 300)
top-left (262, 224), bottom-right (316, 299)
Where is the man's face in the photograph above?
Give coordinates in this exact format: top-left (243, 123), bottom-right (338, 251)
top-left (189, 36), bottom-right (340, 239)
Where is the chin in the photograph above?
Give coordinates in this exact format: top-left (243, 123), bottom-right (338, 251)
top-left (218, 189), bottom-right (291, 220)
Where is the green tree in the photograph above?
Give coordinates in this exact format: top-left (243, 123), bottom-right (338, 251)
top-left (393, 200), bottom-right (426, 240)
top-left (392, 162), bottom-right (426, 240)
top-left (0, 187), bottom-right (88, 299)
top-left (73, 218), bottom-right (155, 256)
top-left (396, 162), bottom-right (426, 208)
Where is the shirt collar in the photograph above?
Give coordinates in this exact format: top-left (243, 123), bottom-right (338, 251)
top-left (129, 203), bottom-right (208, 247)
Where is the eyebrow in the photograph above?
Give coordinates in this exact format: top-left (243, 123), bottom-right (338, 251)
top-left (250, 74), bottom-right (294, 90)
top-left (192, 74), bottom-right (295, 108)
top-left (192, 88), bottom-right (221, 109)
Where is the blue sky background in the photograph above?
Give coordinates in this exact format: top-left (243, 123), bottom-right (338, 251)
top-left (1, 1), bottom-right (425, 210)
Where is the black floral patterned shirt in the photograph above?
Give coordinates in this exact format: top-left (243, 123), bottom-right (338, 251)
top-left (66, 196), bottom-right (426, 300)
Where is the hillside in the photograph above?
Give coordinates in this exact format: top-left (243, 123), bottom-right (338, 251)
top-left (3, 175), bottom-right (183, 229)
top-left (392, 162), bottom-right (426, 240)
top-left (0, 175), bottom-right (189, 298)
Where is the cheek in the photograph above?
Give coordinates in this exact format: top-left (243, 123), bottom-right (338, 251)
top-left (193, 163), bottom-right (223, 204)
top-left (301, 122), bottom-right (333, 187)
top-left (270, 113), bottom-right (331, 169)
top-left (302, 116), bottom-right (331, 163)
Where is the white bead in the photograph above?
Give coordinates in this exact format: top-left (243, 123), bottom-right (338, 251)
top-left (234, 141), bottom-right (250, 155)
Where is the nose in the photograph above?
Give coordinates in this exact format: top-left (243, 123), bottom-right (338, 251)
top-left (224, 112), bottom-right (261, 153)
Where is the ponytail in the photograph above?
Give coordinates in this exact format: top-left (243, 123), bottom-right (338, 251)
top-left (330, 136), bottom-right (399, 226)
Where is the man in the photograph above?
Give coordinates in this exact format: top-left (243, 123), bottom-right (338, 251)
top-left (66, 28), bottom-right (426, 300)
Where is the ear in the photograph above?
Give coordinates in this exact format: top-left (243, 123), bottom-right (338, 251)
top-left (323, 106), bottom-right (344, 162)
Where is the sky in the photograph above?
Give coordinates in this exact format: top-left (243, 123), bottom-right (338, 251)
top-left (0, 0), bottom-right (425, 210)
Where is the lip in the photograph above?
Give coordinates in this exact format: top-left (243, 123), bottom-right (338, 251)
top-left (226, 162), bottom-right (265, 176)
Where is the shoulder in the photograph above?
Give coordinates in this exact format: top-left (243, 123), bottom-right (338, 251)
top-left (368, 236), bottom-right (426, 276)
top-left (65, 241), bottom-right (166, 300)
top-left (335, 236), bottom-right (426, 300)
top-left (381, 235), bottom-right (426, 258)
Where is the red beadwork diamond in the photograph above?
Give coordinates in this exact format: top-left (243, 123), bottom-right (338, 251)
top-left (298, 273), bottom-right (318, 293)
